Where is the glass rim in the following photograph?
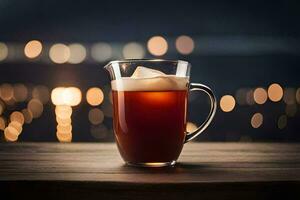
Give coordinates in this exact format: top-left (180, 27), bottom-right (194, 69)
top-left (104, 59), bottom-right (189, 69)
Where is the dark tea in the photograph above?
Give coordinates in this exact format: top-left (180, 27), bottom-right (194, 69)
top-left (111, 76), bottom-right (188, 164)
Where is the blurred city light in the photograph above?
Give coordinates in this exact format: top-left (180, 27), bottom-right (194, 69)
top-left (88, 108), bottom-right (104, 125)
top-left (56, 131), bottom-right (72, 142)
top-left (0, 116), bottom-right (6, 130)
top-left (251, 113), bottom-right (263, 128)
top-left (253, 87), bottom-right (267, 105)
top-left (147, 36), bottom-right (168, 56)
top-left (235, 88), bottom-right (248, 105)
top-left (13, 84), bottom-right (28, 102)
top-left (283, 88), bottom-right (296, 105)
top-left (32, 85), bottom-right (50, 104)
top-left (24, 40), bottom-right (42, 59)
top-left (86, 87), bottom-right (104, 106)
top-left (0, 42), bottom-right (8, 61)
top-left (175, 35), bottom-right (195, 55)
top-left (62, 87), bottom-right (82, 106)
top-left (278, 115), bottom-right (287, 129)
top-left (4, 126), bottom-right (18, 142)
top-left (268, 83), bottom-right (283, 102)
top-left (22, 109), bottom-right (33, 124)
top-left (90, 124), bottom-right (108, 139)
top-left (220, 95), bottom-right (236, 112)
top-left (27, 99), bottom-right (43, 118)
top-left (122, 42), bottom-right (145, 59)
top-left (296, 88), bottom-right (300, 104)
top-left (91, 42), bottom-right (112, 62)
top-left (285, 104), bottom-right (297, 117)
top-left (0, 83), bottom-right (14, 102)
top-left (246, 89), bottom-right (255, 105)
top-left (10, 111), bottom-right (25, 125)
top-left (8, 121), bottom-right (22, 134)
top-left (49, 43), bottom-right (70, 64)
top-left (68, 43), bottom-right (87, 64)
top-left (0, 100), bottom-right (4, 115)
top-left (186, 122), bottom-right (198, 132)
top-left (51, 87), bottom-right (81, 106)
top-left (55, 105), bottom-right (72, 119)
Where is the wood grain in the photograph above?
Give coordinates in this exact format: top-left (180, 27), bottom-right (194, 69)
top-left (0, 142), bottom-right (299, 199)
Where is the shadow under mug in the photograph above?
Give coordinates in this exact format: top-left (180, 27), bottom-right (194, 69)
top-left (104, 59), bottom-right (217, 167)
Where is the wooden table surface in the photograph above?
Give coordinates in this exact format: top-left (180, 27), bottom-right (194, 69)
top-left (1, 142), bottom-right (300, 199)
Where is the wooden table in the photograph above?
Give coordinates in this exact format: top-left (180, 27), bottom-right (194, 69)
top-left (0, 143), bottom-right (299, 199)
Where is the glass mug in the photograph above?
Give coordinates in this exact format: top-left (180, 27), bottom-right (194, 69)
top-left (104, 59), bottom-right (216, 167)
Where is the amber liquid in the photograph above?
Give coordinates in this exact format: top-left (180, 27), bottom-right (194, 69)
top-left (112, 90), bottom-right (187, 163)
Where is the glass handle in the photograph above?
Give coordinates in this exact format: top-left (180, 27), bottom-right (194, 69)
top-left (185, 83), bottom-right (217, 143)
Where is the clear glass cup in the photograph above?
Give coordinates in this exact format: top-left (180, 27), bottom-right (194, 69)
top-left (104, 59), bottom-right (216, 167)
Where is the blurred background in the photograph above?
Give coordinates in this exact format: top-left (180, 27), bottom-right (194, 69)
top-left (0, 0), bottom-right (299, 142)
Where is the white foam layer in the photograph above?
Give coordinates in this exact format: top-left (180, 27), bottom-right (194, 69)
top-left (111, 76), bottom-right (188, 91)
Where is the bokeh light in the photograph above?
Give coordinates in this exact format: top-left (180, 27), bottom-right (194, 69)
top-left (285, 104), bottom-right (297, 117)
top-left (32, 85), bottom-right (50, 104)
top-left (13, 84), bottom-right (28, 102)
top-left (283, 88), bottom-right (296, 105)
top-left (86, 87), bottom-right (104, 106)
top-left (278, 115), bottom-right (287, 129)
top-left (24, 40), bottom-right (42, 59)
top-left (175, 35), bottom-right (195, 55)
top-left (0, 116), bottom-right (6, 130)
top-left (253, 88), bottom-right (267, 104)
top-left (246, 89), bottom-right (255, 105)
top-left (62, 87), bottom-right (82, 106)
top-left (88, 108), bottom-right (104, 125)
top-left (235, 88), bottom-right (248, 105)
top-left (102, 102), bottom-right (113, 117)
top-left (8, 121), bottom-right (22, 135)
top-left (90, 124), bottom-right (108, 139)
top-left (55, 105), bottom-right (72, 119)
top-left (186, 122), bottom-right (198, 132)
top-left (0, 100), bottom-right (4, 115)
top-left (56, 116), bottom-right (71, 125)
top-left (4, 126), bottom-right (18, 142)
top-left (51, 87), bottom-right (81, 106)
top-left (57, 124), bottom-right (72, 133)
top-left (51, 87), bottom-right (65, 105)
top-left (56, 132), bottom-right (72, 142)
top-left (27, 99), bottom-right (43, 118)
top-left (10, 111), bottom-right (25, 125)
top-left (0, 83), bottom-right (14, 101)
top-left (147, 36), bottom-right (168, 56)
top-left (22, 109), bottom-right (33, 124)
top-left (91, 42), bottom-right (112, 62)
top-left (251, 113), bottom-right (263, 128)
top-left (68, 43), bottom-right (87, 64)
top-left (296, 88), bottom-right (300, 104)
top-left (0, 42), bottom-right (8, 61)
top-left (220, 95), bottom-right (236, 112)
top-left (49, 43), bottom-right (70, 64)
top-left (268, 83), bottom-right (283, 102)
top-left (122, 42), bottom-right (145, 59)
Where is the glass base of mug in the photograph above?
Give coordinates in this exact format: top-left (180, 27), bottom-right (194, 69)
top-left (126, 160), bottom-right (176, 167)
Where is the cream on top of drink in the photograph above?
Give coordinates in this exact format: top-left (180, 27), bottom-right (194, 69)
top-left (111, 66), bottom-right (188, 91)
